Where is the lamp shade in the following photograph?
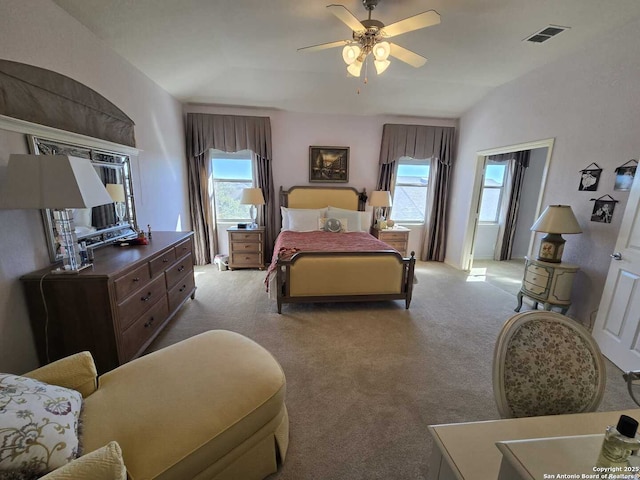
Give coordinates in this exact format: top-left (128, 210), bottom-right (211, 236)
top-left (369, 190), bottom-right (393, 208)
top-left (106, 183), bottom-right (126, 203)
top-left (531, 205), bottom-right (582, 234)
top-left (240, 188), bottom-right (265, 205)
top-left (0, 154), bottom-right (113, 209)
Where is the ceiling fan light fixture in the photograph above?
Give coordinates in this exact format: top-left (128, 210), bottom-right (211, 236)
top-left (373, 41), bottom-right (391, 61)
top-left (374, 59), bottom-right (390, 74)
top-left (347, 59), bottom-right (363, 77)
top-left (342, 44), bottom-right (362, 65)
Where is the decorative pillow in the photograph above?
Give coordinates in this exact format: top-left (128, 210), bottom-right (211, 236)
top-left (286, 208), bottom-right (326, 232)
top-left (327, 206), bottom-right (363, 232)
top-left (39, 442), bottom-right (126, 480)
top-left (0, 374), bottom-right (82, 478)
top-left (318, 217), bottom-right (347, 233)
top-left (281, 207), bottom-right (327, 231)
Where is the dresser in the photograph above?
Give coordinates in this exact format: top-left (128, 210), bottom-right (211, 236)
top-left (21, 231), bottom-right (196, 374)
top-left (370, 226), bottom-right (410, 257)
top-left (515, 256), bottom-right (579, 314)
top-left (227, 227), bottom-right (265, 270)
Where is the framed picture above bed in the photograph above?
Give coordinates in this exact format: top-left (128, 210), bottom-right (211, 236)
top-left (309, 146), bottom-right (349, 183)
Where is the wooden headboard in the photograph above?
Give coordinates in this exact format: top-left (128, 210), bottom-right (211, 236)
top-left (279, 186), bottom-right (367, 211)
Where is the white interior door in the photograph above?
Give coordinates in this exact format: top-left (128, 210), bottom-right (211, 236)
top-left (592, 172), bottom-right (640, 371)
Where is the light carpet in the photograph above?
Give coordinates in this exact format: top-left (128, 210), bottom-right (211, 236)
top-left (146, 261), bottom-right (637, 480)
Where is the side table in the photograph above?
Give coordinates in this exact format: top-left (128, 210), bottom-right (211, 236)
top-left (227, 227), bottom-right (265, 270)
top-left (515, 256), bottom-right (579, 314)
top-left (370, 226), bottom-right (410, 257)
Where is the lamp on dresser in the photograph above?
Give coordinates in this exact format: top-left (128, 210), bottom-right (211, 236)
top-left (240, 187), bottom-right (265, 229)
top-left (0, 154), bottom-right (113, 272)
top-left (530, 204), bottom-right (583, 263)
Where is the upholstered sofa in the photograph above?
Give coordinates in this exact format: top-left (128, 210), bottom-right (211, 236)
top-left (21, 330), bottom-right (289, 479)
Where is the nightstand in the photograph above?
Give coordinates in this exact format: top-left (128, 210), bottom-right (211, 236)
top-left (515, 256), bottom-right (579, 314)
top-left (227, 227), bottom-right (265, 270)
top-left (370, 226), bottom-right (410, 257)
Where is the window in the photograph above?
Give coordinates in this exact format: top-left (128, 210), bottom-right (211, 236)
top-left (479, 161), bottom-right (507, 223)
top-left (391, 158), bottom-right (430, 223)
top-left (210, 150), bottom-right (254, 221)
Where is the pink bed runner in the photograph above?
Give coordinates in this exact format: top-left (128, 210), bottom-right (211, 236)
top-left (264, 231), bottom-right (396, 291)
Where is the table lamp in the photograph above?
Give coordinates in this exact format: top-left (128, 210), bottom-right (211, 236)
top-left (530, 205), bottom-right (582, 263)
top-left (0, 154), bottom-right (113, 272)
top-left (240, 187), bottom-right (265, 229)
top-left (106, 183), bottom-right (126, 223)
top-left (369, 190), bottom-right (392, 229)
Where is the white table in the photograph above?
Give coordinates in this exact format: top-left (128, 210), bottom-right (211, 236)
top-left (428, 409), bottom-right (640, 480)
top-left (496, 434), bottom-right (640, 479)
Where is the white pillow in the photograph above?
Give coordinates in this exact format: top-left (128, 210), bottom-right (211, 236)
top-left (287, 208), bottom-right (325, 232)
top-left (327, 206), bottom-right (363, 232)
top-left (0, 374), bottom-right (83, 476)
top-left (281, 207), bottom-right (327, 231)
top-left (361, 207), bottom-right (374, 230)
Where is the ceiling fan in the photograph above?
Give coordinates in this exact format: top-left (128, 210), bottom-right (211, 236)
top-left (298, 0), bottom-right (441, 77)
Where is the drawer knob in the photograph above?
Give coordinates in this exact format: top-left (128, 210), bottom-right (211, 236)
top-left (163, 258), bottom-right (169, 263)
top-left (132, 277), bottom-right (140, 282)
top-left (178, 265), bottom-right (185, 272)
top-left (141, 292), bottom-right (152, 302)
top-left (144, 316), bottom-right (155, 328)
top-left (179, 285), bottom-right (187, 292)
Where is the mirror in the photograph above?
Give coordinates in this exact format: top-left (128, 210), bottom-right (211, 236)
top-left (28, 135), bottom-right (138, 262)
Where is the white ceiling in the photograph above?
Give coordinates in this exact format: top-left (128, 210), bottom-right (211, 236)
top-left (53, 0), bottom-right (640, 118)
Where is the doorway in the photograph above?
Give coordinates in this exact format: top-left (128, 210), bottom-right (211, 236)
top-left (462, 139), bottom-right (555, 285)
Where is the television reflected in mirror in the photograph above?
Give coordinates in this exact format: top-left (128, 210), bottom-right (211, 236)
top-left (28, 135), bottom-right (138, 263)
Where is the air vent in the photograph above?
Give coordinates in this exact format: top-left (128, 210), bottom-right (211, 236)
top-left (524, 25), bottom-right (569, 44)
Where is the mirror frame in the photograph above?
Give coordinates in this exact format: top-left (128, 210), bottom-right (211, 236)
top-left (28, 135), bottom-right (139, 262)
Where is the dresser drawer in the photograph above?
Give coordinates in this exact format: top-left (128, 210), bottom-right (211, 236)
top-left (114, 263), bottom-right (151, 301)
top-left (385, 241), bottom-right (407, 253)
top-left (120, 297), bottom-right (169, 361)
top-left (526, 264), bottom-right (550, 278)
top-left (523, 280), bottom-right (547, 296)
top-left (380, 232), bottom-right (407, 242)
top-left (149, 248), bottom-right (177, 278)
top-left (168, 273), bottom-right (196, 312)
top-left (230, 252), bottom-right (263, 266)
top-left (524, 270), bottom-right (549, 288)
top-left (165, 253), bottom-right (193, 290)
top-left (231, 241), bottom-right (262, 253)
top-left (229, 231), bottom-right (263, 243)
top-left (117, 274), bottom-right (167, 331)
top-left (174, 237), bottom-right (193, 258)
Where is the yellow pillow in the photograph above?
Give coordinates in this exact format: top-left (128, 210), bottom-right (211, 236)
top-left (40, 442), bottom-right (126, 480)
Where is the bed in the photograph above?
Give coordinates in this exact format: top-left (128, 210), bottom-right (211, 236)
top-left (266, 186), bottom-right (416, 313)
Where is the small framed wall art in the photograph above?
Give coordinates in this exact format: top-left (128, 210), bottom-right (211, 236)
top-left (614, 160), bottom-right (637, 191)
top-left (590, 195), bottom-right (618, 224)
top-left (578, 163), bottom-right (602, 191)
top-left (309, 146), bottom-right (349, 183)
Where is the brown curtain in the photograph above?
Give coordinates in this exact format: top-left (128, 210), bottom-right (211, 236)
top-left (378, 124), bottom-right (456, 261)
top-left (489, 151), bottom-right (530, 260)
top-left (185, 113), bottom-right (274, 265)
top-left (0, 60), bottom-right (135, 147)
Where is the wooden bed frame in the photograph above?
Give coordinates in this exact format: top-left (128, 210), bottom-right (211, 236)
top-left (274, 186), bottom-right (416, 313)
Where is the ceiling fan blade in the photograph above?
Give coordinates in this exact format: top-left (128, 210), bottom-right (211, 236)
top-left (298, 40), bottom-right (348, 53)
top-left (382, 10), bottom-right (441, 38)
top-left (327, 4), bottom-right (365, 32)
top-left (389, 43), bottom-right (427, 68)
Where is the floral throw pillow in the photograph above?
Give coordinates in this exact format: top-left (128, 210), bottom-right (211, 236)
top-left (0, 374), bottom-right (82, 478)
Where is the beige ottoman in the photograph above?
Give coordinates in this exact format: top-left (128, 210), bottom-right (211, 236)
top-left (82, 330), bottom-right (288, 480)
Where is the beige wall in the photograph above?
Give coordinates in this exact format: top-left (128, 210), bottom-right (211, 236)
top-left (0, 0), bottom-right (188, 373)
top-left (449, 16), bottom-right (640, 325)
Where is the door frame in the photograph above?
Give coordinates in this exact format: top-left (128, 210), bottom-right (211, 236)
top-left (461, 138), bottom-right (555, 271)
